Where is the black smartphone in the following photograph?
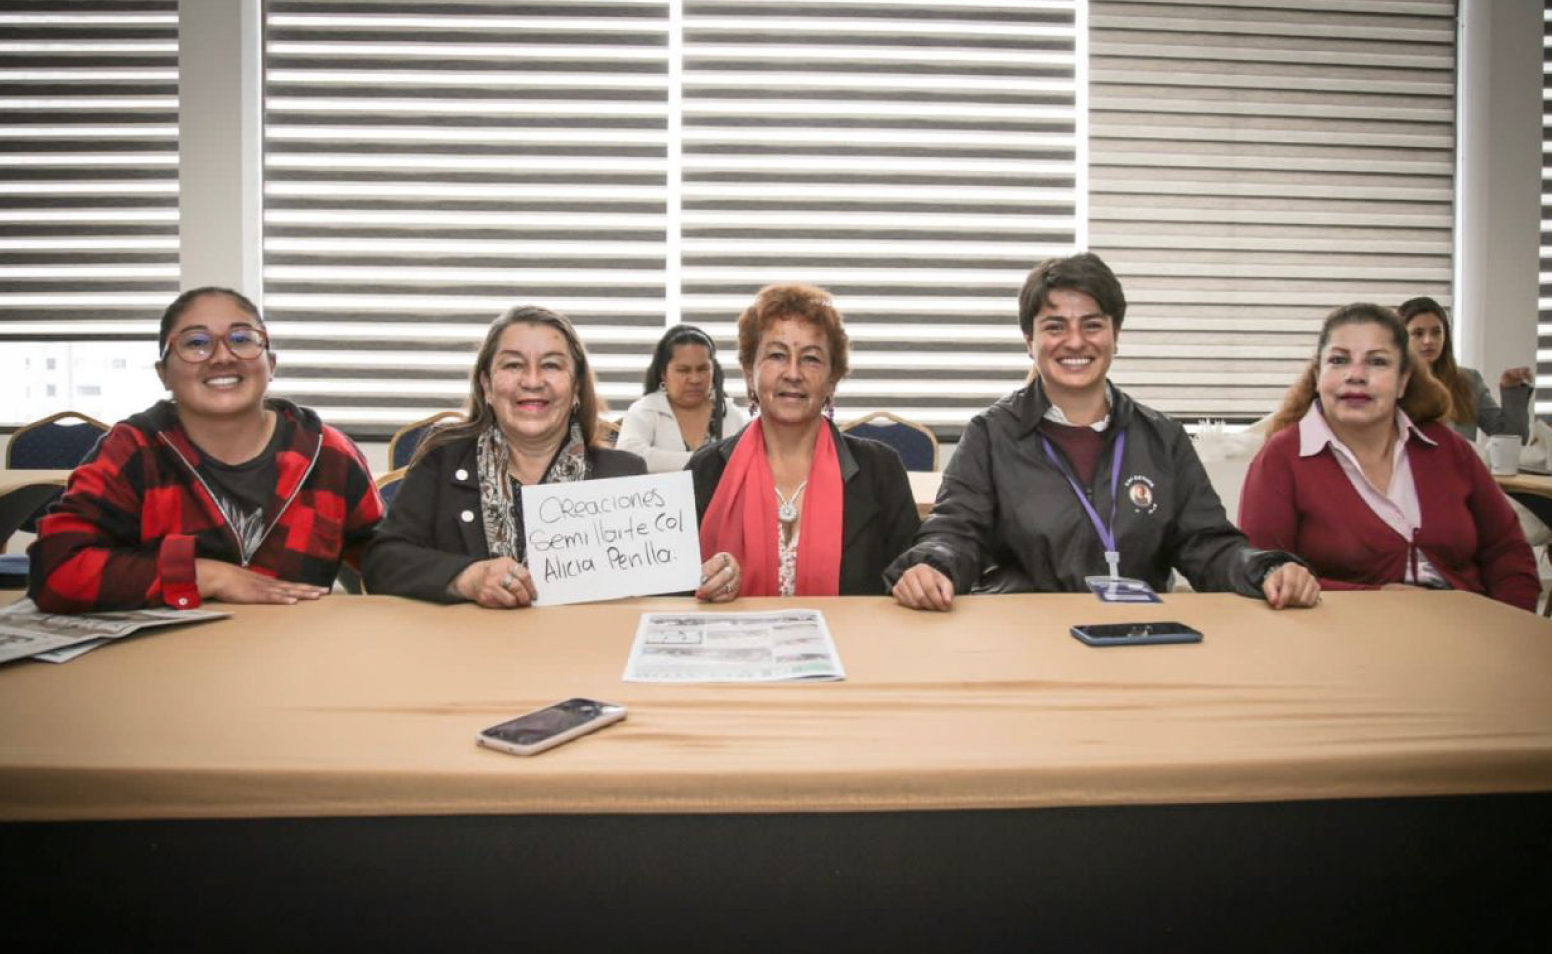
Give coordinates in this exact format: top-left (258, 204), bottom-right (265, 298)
top-left (476, 698), bottom-right (627, 756)
top-left (1070, 621), bottom-right (1203, 647)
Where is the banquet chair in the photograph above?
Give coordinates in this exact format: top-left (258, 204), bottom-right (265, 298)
top-left (387, 411), bottom-right (461, 470)
top-left (6, 410), bottom-right (110, 539)
top-left (6, 410), bottom-right (109, 471)
top-left (377, 467), bottom-right (407, 512)
top-left (840, 411), bottom-right (938, 471)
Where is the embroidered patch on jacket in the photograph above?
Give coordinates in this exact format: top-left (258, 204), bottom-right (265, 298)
top-left (1125, 475), bottom-right (1158, 514)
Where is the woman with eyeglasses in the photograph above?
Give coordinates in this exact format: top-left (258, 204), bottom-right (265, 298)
top-left (28, 287), bottom-right (384, 613)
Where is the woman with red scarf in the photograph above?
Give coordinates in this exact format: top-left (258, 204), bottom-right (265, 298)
top-left (688, 284), bottom-right (919, 597)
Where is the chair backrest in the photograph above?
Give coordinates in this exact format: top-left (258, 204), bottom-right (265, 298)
top-left (595, 417), bottom-right (621, 447)
top-left (387, 410), bottom-right (463, 470)
top-left (376, 467), bottom-right (408, 511)
top-left (839, 411), bottom-right (939, 471)
top-left (7, 411), bottom-right (110, 469)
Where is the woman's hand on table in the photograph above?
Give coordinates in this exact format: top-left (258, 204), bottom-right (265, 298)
top-left (196, 559), bottom-right (329, 605)
top-left (892, 563), bottom-right (956, 611)
top-left (696, 551), bottom-right (740, 603)
top-left (1262, 562), bottom-right (1320, 609)
top-left (451, 557), bottom-right (536, 609)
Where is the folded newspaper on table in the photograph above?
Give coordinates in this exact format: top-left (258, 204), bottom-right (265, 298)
top-left (0, 598), bottom-right (230, 666)
top-left (623, 609), bottom-right (845, 683)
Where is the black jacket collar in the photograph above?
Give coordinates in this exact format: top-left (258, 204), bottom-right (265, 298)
top-left (716, 419), bottom-right (861, 483)
top-left (1015, 379), bottom-right (1134, 437)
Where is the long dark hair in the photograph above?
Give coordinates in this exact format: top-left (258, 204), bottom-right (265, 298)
top-left (1018, 252), bottom-right (1127, 340)
top-left (1398, 296), bottom-right (1474, 426)
top-left (1267, 303), bottom-right (1451, 435)
top-left (412, 305), bottom-right (604, 468)
top-left (644, 323), bottom-right (729, 441)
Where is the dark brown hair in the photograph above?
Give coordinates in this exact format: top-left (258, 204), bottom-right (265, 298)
top-left (1398, 296), bottom-right (1475, 426)
top-left (158, 287), bottom-right (264, 357)
top-left (413, 305), bottom-right (604, 467)
top-left (1018, 252), bottom-right (1127, 340)
top-left (1267, 302), bottom-right (1452, 435)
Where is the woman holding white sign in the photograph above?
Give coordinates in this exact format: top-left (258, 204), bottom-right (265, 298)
top-left (689, 284), bottom-right (920, 597)
top-left (362, 306), bottom-right (742, 607)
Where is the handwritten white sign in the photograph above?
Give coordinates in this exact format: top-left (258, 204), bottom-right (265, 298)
top-left (521, 471), bottom-right (701, 606)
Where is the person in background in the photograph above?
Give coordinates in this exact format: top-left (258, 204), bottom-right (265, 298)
top-left (618, 323), bottom-right (748, 473)
top-left (363, 305), bottom-right (738, 607)
top-left (1399, 296), bottom-right (1531, 442)
top-left (690, 284), bottom-right (919, 596)
top-left (28, 287), bottom-right (383, 612)
top-left (888, 252), bottom-right (1318, 612)
top-left (1240, 303), bottom-right (1538, 611)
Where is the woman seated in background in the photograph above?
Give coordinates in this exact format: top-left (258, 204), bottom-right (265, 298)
top-left (1240, 303), bottom-right (1539, 611)
top-left (690, 284), bottom-right (919, 597)
top-left (363, 305), bottom-right (738, 607)
top-left (617, 323), bottom-right (748, 472)
top-left (29, 287), bottom-right (383, 613)
top-left (888, 252), bottom-right (1318, 612)
top-left (1399, 296), bottom-right (1531, 442)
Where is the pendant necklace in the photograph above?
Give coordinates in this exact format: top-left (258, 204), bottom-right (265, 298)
top-left (775, 480), bottom-right (808, 524)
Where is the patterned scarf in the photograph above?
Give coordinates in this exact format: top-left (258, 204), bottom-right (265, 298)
top-left (476, 415), bottom-right (590, 562)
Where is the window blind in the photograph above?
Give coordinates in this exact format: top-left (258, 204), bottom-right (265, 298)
top-left (1088, 0), bottom-right (1457, 421)
top-left (263, 0), bottom-right (1080, 438)
top-left (0, 3), bottom-right (180, 347)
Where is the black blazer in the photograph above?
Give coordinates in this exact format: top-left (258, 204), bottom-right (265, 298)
top-left (362, 436), bottom-right (646, 602)
top-left (686, 422), bottom-right (920, 596)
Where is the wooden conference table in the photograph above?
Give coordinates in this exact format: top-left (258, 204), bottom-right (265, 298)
top-left (1497, 470), bottom-right (1552, 499)
top-left (3, 590), bottom-right (1550, 949)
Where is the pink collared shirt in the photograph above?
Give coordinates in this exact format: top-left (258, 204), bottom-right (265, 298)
top-left (1298, 403), bottom-right (1445, 587)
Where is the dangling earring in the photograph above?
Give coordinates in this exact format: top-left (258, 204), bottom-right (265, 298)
top-left (658, 381), bottom-right (666, 392)
top-left (823, 394), bottom-right (835, 420)
top-left (747, 391), bottom-right (759, 415)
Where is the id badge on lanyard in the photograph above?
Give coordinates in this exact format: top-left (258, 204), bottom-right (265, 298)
top-left (1041, 430), bottom-right (1162, 603)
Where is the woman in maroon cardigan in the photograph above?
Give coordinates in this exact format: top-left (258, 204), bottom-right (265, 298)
top-left (1239, 303), bottom-right (1540, 611)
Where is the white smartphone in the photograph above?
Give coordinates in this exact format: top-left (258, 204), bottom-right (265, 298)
top-left (475, 698), bottom-right (627, 756)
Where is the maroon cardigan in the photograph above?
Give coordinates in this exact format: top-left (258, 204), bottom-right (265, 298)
top-left (1239, 419), bottom-right (1539, 611)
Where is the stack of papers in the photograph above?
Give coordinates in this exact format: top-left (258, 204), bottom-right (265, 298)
top-left (0, 599), bottom-right (229, 665)
top-left (623, 609), bottom-right (845, 683)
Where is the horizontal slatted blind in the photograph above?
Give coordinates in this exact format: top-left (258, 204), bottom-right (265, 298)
top-left (1088, 0), bottom-right (1457, 421)
top-left (0, 4), bottom-right (180, 345)
top-left (263, 0), bottom-right (672, 436)
top-left (677, 0), bottom-right (1078, 430)
top-left (263, 0), bottom-right (1079, 438)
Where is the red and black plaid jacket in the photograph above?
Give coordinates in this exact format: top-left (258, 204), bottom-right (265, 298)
top-left (28, 399), bottom-right (383, 613)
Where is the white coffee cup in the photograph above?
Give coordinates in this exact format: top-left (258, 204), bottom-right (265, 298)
top-left (1487, 434), bottom-right (1521, 476)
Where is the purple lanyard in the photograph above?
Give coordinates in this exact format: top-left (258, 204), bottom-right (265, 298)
top-left (1041, 430), bottom-right (1126, 578)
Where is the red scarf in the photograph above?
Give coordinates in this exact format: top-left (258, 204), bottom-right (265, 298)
top-left (699, 421), bottom-right (844, 596)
